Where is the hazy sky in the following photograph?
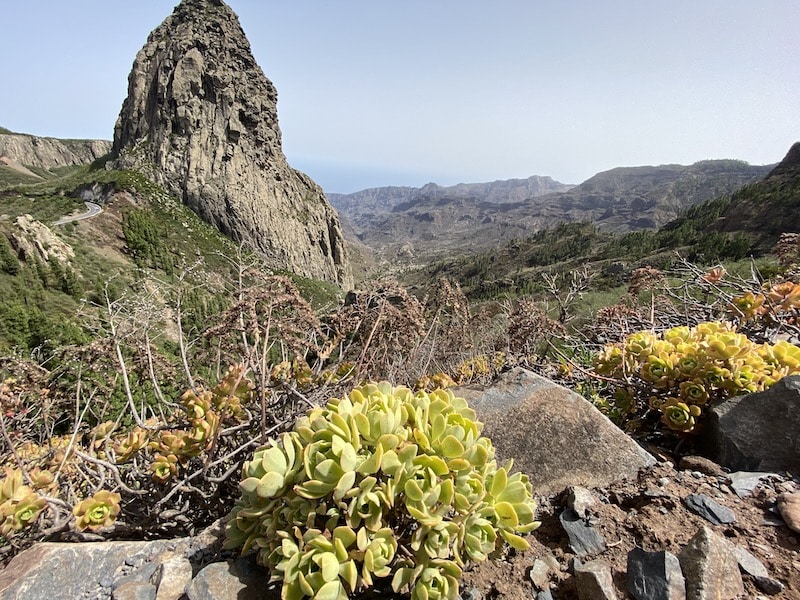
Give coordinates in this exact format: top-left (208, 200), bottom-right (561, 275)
top-left (1, 1), bottom-right (798, 193)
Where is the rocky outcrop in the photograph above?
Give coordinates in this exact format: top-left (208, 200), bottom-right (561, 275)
top-left (10, 215), bottom-right (75, 265)
top-left (0, 133), bottom-right (110, 170)
top-left (112, 0), bottom-right (351, 288)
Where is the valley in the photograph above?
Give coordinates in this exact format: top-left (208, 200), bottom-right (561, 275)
top-left (0, 1), bottom-right (798, 597)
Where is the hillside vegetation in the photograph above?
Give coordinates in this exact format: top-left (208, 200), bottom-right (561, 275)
top-left (0, 142), bottom-right (798, 574)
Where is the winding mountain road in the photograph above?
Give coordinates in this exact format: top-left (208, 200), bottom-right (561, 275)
top-left (53, 201), bottom-right (102, 226)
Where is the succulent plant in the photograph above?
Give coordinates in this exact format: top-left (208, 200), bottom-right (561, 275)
top-left (0, 490), bottom-right (46, 538)
top-left (766, 281), bottom-right (800, 311)
top-left (594, 321), bottom-right (800, 434)
top-left (728, 291), bottom-right (766, 321)
top-left (0, 468), bottom-right (47, 538)
top-left (151, 453), bottom-right (179, 483)
top-left (660, 399), bottom-right (701, 432)
top-left (73, 490), bottom-right (121, 532)
top-left (114, 427), bottom-right (150, 464)
top-left (225, 382), bottom-right (539, 600)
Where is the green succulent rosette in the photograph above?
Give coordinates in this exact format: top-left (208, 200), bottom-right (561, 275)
top-left (225, 382), bottom-right (539, 600)
top-left (73, 490), bottom-right (121, 532)
top-left (594, 321), bottom-right (800, 434)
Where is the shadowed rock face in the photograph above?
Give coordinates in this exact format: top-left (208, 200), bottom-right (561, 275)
top-left (112, 0), bottom-right (351, 287)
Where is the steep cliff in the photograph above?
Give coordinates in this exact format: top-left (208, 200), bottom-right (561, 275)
top-left (0, 133), bottom-right (110, 170)
top-left (111, 0), bottom-right (351, 287)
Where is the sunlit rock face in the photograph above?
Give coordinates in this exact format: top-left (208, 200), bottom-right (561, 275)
top-left (112, 0), bottom-right (351, 287)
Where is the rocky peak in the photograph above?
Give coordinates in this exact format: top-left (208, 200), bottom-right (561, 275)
top-left (112, 0), bottom-right (351, 287)
top-left (766, 141), bottom-right (800, 181)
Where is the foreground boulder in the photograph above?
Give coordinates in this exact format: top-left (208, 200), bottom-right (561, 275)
top-left (112, 0), bottom-right (351, 287)
top-left (456, 367), bottom-right (655, 495)
top-left (706, 375), bottom-right (800, 473)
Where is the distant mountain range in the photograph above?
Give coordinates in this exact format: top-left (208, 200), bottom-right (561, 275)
top-left (330, 160), bottom-right (773, 266)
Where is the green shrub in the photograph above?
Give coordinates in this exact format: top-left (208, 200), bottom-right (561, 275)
top-left (225, 382), bottom-right (538, 600)
top-left (594, 321), bottom-right (800, 432)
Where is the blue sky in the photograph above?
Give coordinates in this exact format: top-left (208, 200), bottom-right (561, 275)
top-left (1, 1), bottom-right (798, 193)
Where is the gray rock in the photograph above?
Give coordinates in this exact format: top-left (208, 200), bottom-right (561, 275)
top-left (776, 491), bottom-right (800, 533)
top-left (679, 525), bottom-right (743, 600)
top-left (111, 0), bottom-right (351, 287)
top-left (113, 581), bottom-right (157, 600)
top-left (626, 547), bottom-right (686, 600)
top-left (536, 590), bottom-right (554, 600)
top-left (734, 546), bottom-right (769, 578)
top-left (154, 556), bottom-right (193, 600)
top-left (683, 494), bottom-right (736, 525)
top-left (456, 368), bottom-right (655, 494)
top-left (728, 472), bottom-right (776, 497)
top-left (753, 575), bottom-right (784, 595)
top-left (567, 486), bottom-right (596, 519)
top-left (185, 559), bottom-right (275, 600)
top-left (706, 375), bottom-right (800, 473)
top-left (113, 563), bottom-right (160, 591)
top-left (573, 559), bottom-right (618, 600)
top-left (559, 508), bottom-right (607, 557)
top-left (529, 559), bottom-right (551, 590)
top-left (0, 540), bottom-right (177, 600)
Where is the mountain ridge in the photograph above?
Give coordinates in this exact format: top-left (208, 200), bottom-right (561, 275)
top-left (331, 159), bottom-right (772, 268)
top-left (0, 132), bottom-right (111, 171)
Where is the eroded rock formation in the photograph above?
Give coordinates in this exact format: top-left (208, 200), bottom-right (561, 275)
top-left (112, 0), bottom-right (351, 287)
top-left (0, 134), bottom-right (110, 170)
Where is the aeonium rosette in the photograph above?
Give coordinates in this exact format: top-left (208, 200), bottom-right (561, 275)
top-left (225, 382), bottom-right (539, 600)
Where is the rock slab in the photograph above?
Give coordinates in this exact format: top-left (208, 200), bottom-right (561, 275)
top-left (627, 547), bottom-right (686, 600)
top-left (559, 508), bottom-right (607, 557)
top-left (456, 367), bottom-right (655, 494)
top-left (0, 540), bottom-right (173, 600)
top-left (706, 375), bottom-right (800, 473)
top-left (679, 525), bottom-right (743, 600)
top-left (683, 494), bottom-right (736, 525)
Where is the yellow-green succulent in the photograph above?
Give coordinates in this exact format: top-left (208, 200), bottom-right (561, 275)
top-left (73, 490), bottom-right (121, 532)
top-left (594, 321), bottom-right (800, 433)
top-left (0, 468), bottom-right (47, 538)
top-left (225, 382), bottom-right (539, 600)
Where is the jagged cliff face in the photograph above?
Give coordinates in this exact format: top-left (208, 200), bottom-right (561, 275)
top-left (112, 0), bottom-right (351, 288)
top-left (0, 134), bottom-right (111, 170)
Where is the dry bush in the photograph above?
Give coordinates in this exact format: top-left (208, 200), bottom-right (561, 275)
top-left (325, 279), bottom-right (426, 381)
top-left (506, 298), bottom-right (565, 357)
